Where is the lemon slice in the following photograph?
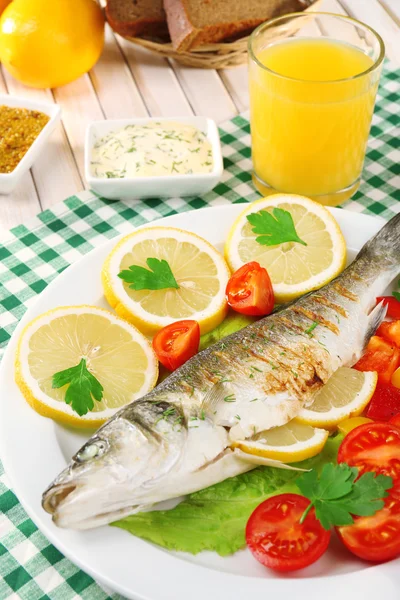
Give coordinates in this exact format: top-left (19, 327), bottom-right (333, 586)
top-left (233, 420), bottom-right (329, 463)
top-left (102, 226), bottom-right (231, 335)
top-left (338, 416), bottom-right (373, 436)
top-left (15, 305), bottom-right (158, 428)
top-left (296, 368), bottom-right (377, 430)
top-left (225, 194), bottom-right (347, 303)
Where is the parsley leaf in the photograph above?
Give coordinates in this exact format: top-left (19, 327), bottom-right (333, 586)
top-left (118, 258), bottom-right (179, 291)
top-left (297, 462), bottom-right (393, 530)
top-left (52, 358), bottom-right (103, 416)
top-left (246, 208), bottom-right (307, 247)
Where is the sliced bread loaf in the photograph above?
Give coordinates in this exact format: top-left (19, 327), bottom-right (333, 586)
top-left (106, 0), bottom-right (169, 39)
top-left (164, 0), bottom-right (309, 51)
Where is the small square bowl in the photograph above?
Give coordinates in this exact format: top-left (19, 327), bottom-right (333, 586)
top-left (0, 95), bottom-right (61, 195)
top-left (85, 116), bottom-right (223, 201)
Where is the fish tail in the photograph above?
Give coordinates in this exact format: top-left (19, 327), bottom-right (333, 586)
top-left (361, 300), bottom-right (387, 353)
top-left (357, 213), bottom-right (400, 273)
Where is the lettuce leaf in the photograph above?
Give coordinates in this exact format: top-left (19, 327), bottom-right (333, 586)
top-left (199, 312), bottom-right (257, 351)
top-left (112, 435), bottom-right (342, 556)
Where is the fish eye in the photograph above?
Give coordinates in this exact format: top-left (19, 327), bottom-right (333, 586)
top-left (75, 438), bottom-right (108, 463)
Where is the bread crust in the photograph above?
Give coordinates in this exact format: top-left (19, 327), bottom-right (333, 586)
top-left (106, 2), bottom-right (169, 39)
top-left (164, 0), bottom-right (308, 52)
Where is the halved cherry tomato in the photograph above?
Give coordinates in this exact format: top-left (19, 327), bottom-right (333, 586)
top-left (152, 320), bottom-right (200, 371)
top-left (377, 296), bottom-right (400, 319)
top-left (338, 422), bottom-right (400, 483)
top-left (390, 413), bottom-right (400, 429)
top-left (365, 383), bottom-right (400, 421)
top-left (336, 485), bottom-right (400, 562)
top-left (225, 261), bottom-right (274, 317)
top-left (245, 493), bottom-right (331, 572)
top-left (354, 335), bottom-right (400, 385)
top-left (376, 320), bottom-right (400, 348)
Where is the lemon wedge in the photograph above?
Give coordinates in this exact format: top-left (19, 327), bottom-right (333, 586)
top-left (15, 305), bottom-right (158, 428)
top-left (296, 368), bottom-right (377, 430)
top-left (102, 226), bottom-right (231, 335)
top-left (233, 420), bottom-right (329, 463)
top-left (224, 194), bottom-right (347, 303)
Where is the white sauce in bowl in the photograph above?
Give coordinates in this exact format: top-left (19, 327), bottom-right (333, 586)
top-left (90, 121), bottom-right (214, 179)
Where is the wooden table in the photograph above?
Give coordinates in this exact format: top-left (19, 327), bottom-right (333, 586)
top-left (1, 0), bottom-right (399, 236)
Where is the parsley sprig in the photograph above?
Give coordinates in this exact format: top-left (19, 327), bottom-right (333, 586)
top-left (247, 208), bottom-right (307, 247)
top-left (52, 358), bottom-right (103, 416)
top-left (297, 462), bottom-right (392, 530)
top-left (118, 258), bottom-right (179, 291)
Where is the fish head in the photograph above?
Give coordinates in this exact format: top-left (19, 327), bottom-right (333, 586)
top-left (42, 400), bottom-right (186, 529)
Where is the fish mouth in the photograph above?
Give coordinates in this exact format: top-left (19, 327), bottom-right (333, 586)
top-left (42, 483), bottom-right (77, 515)
top-left (42, 481), bottom-right (147, 529)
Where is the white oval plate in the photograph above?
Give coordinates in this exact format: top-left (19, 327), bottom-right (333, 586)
top-left (1, 205), bottom-right (399, 600)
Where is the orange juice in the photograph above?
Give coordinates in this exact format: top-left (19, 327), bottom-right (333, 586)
top-left (249, 38), bottom-right (380, 205)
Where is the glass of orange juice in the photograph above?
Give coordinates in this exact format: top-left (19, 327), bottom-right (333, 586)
top-left (248, 13), bottom-right (384, 206)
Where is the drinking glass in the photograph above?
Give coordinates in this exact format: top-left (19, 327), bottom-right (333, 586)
top-left (248, 12), bottom-right (384, 206)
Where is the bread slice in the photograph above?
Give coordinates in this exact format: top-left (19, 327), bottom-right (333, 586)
top-left (164, 0), bottom-right (309, 51)
top-left (106, 0), bottom-right (169, 40)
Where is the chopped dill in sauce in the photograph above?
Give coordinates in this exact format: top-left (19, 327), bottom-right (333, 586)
top-left (91, 121), bottom-right (213, 179)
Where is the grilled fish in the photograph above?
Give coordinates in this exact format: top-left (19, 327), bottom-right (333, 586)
top-left (43, 213), bottom-right (400, 529)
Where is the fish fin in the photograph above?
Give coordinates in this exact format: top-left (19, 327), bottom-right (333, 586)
top-left (202, 380), bottom-right (264, 412)
top-left (363, 300), bottom-right (387, 351)
top-left (233, 449), bottom-right (308, 471)
top-left (201, 382), bottom-right (232, 415)
top-left (357, 212), bottom-right (400, 273)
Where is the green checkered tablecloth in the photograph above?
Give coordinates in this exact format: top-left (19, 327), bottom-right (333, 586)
top-left (1, 61), bottom-right (399, 600)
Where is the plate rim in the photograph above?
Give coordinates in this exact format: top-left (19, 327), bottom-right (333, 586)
top-left (1, 204), bottom-right (399, 600)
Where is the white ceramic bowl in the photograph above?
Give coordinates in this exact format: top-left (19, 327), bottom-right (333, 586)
top-left (0, 95), bottom-right (61, 195)
top-left (85, 116), bottom-right (223, 201)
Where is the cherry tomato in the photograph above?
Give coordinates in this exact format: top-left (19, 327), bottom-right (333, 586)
top-left (336, 485), bottom-right (400, 562)
top-left (245, 493), bottom-right (331, 572)
top-left (376, 320), bottom-right (400, 348)
top-left (365, 383), bottom-right (400, 421)
top-left (152, 320), bottom-right (200, 371)
top-left (390, 413), bottom-right (400, 429)
top-left (338, 422), bottom-right (400, 483)
top-left (225, 262), bottom-right (274, 317)
top-left (354, 335), bottom-right (400, 385)
top-left (377, 296), bottom-right (400, 320)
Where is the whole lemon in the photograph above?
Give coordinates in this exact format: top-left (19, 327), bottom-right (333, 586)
top-left (0, 0), bottom-right (12, 17)
top-left (0, 0), bottom-right (104, 88)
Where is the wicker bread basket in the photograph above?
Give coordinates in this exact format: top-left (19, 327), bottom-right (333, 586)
top-left (122, 0), bottom-right (322, 69)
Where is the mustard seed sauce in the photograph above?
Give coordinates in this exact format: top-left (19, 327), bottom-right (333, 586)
top-left (0, 105), bottom-right (49, 173)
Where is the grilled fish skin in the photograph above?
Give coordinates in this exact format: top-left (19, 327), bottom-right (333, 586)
top-left (42, 213), bottom-right (400, 529)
